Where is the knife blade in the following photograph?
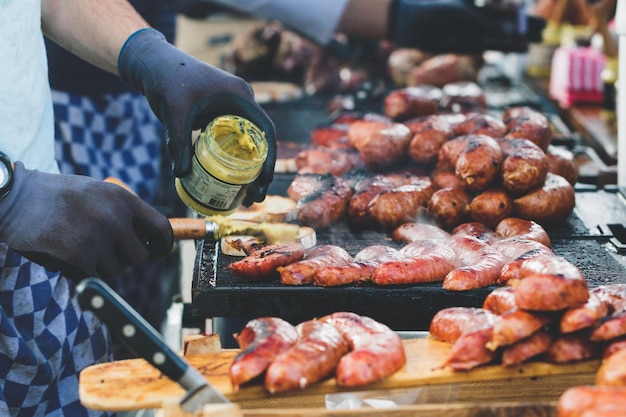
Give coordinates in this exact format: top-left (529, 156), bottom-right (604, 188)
top-left (170, 217), bottom-right (301, 243)
top-left (76, 278), bottom-right (230, 412)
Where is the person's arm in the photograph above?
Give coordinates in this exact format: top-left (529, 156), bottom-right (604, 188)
top-left (41, 0), bottom-right (149, 74)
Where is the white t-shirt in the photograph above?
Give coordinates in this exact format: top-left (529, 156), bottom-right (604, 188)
top-left (210, 0), bottom-right (350, 45)
top-left (0, 0), bottom-right (59, 174)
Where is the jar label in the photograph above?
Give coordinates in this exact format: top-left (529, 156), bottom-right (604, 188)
top-left (180, 155), bottom-right (242, 210)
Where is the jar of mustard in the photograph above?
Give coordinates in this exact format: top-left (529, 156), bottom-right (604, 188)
top-left (175, 115), bottom-right (268, 216)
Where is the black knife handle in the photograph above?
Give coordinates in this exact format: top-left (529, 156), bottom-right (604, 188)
top-left (76, 278), bottom-right (206, 391)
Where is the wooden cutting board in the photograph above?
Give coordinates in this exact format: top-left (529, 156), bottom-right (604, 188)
top-left (79, 338), bottom-right (599, 412)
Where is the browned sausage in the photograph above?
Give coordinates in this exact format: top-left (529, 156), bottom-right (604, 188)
top-left (287, 173), bottom-right (334, 201)
top-left (469, 188), bottom-right (515, 229)
top-left (497, 137), bottom-right (549, 195)
top-left (443, 327), bottom-right (496, 371)
top-left (320, 312), bottom-right (406, 387)
top-left (431, 166), bottom-right (465, 189)
top-left (452, 222), bottom-right (498, 244)
top-left (440, 82), bottom-right (487, 114)
top-left (407, 115), bottom-right (455, 166)
top-left (349, 176), bottom-right (399, 228)
top-left (453, 113), bottom-right (506, 137)
top-left (349, 121), bottom-right (413, 170)
top-left (501, 330), bottom-right (552, 367)
top-left (383, 86), bottom-right (442, 120)
top-left (455, 134), bottom-right (504, 192)
top-left (596, 348), bottom-right (626, 387)
top-left (310, 124), bottom-right (350, 148)
top-left (503, 106), bottom-right (553, 151)
top-left (487, 310), bottom-right (554, 350)
top-left (602, 338), bottom-right (626, 359)
top-left (391, 221), bottom-right (452, 243)
top-left (560, 293), bottom-right (609, 333)
top-left (546, 145), bottom-right (579, 185)
top-left (278, 245), bottom-right (353, 285)
top-left (557, 386), bottom-right (626, 417)
top-left (230, 317), bottom-right (298, 390)
top-left (294, 148), bottom-right (364, 177)
top-left (427, 187), bottom-right (472, 230)
top-left (429, 307), bottom-right (497, 344)
top-left (443, 234), bottom-right (508, 291)
top-left (498, 247), bottom-right (555, 284)
top-left (371, 240), bottom-right (460, 285)
top-left (490, 237), bottom-right (551, 262)
top-left (314, 245), bottom-right (403, 287)
top-left (437, 135), bottom-right (473, 171)
top-left (297, 176), bottom-right (353, 230)
top-left (407, 54), bottom-right (481, 88)
top-left (590, 311), bottom-right (626, 342)
top-left (495, 217), bottom-right (552, 248)
top-left (592, 284), bottom-right (626, 313)
top-left (544, 331), bottom-right (598, 363)
top-left (514, 273), bottom-right (589, 312)
top-left (514, 173), bottom-right (575, 225)
top-left (368, 178), bottom-right (435, 229)
top-left (228, 243), bottom-right (306, 281)
top-left (483, 286), bottom-right (517, 315)
top-left (264, 320), bottom-right (349, 393)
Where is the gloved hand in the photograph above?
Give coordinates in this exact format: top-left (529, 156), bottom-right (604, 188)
top-left (388, 0), bottom-right (546, 54)
top-left (0, 163), bottom-right (173, 281)
top-left (117, 28), bottom-right (277, 206)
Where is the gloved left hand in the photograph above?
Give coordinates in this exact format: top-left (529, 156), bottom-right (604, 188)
top-left (117, 28), bottom-right (277, 206)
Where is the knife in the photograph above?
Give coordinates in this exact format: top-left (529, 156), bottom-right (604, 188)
top-left (169, 217), bottom-right (302, 243)
top-left (76, 278), bottom-right (230, 412)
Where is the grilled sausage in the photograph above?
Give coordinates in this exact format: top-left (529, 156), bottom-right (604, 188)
top-left (314, 245), bottom-right (403, 287)
top-left (592, 284), bottom-right (626, 313)
top-left (349, 176), bottom-right (399, 228)
top-left (443, 327), bottom-right (496, 371)
top-left (495, 217), bottom-right (552, 248)
top-left (560, 293), bottom-right (609, 334)
top-left (490, 237), bottom-right (551, 262)
top-left (558, 386), bottom-right (626, 417)
top-left (320, 312), bottom-right (406, 387)
top-left (590, 311), bottom-right (626, 342)
top-left (427, 187), bottom-right (472, 230)
top-left (371, 240), bottom-right (460, 285)
top-left (230, 317), bottom-right (298, 390)
top-left (452, 222), bottom-right (498, 244)
top-left (602, 338), bottom-right (626, 359)
top-left (294, 148), bottom-right (364, 177)
top-left (443, 234), bottom-right (507, 291)
top-left (544, 331), bottom-right (598, 363)
top-left (455, 134), bottom-right (504, 192)
top-left (228, 243), bottom-right (306, 281)
top-left (406, 115), bottom-right (455, 166)
top-left (287, 173), bottom-right (334, 201)
top-left (503, 106), bottom-right (553, 151)
top-left (440, 82), bottom-right (487, 114)
top-left (391, 221), bottom-right (452, 243)
top-left (469, 188), bottom-right (515, 229)
top-left (546, 145), bottom-right (579, 185)
top-left (264, 320), bottom-right (349, 393)
top-left (297, 176), bottom-right (353, 230)
top-left (483, 286), bottom-right (517, 315)
top-left (514, 173), bottom-right (575, 225)
top-left (498, 247), bottom-right (556, 284)
top-left (310, 124), bottom-right (350, 148)
top-left (501, 330), bottom-right (552, 367)
top-left (437, 135), bottom-right (473, 171)
top-left (368, 178), bottom-right (435, 229)
top-left (348, 121), bottom-right (413, 170)
top-left (383, 86), bottom-right (442, 120)
top-left (596, 347), bottom-right (626, 387)
top-left (407, 54), bottom-right (481, 88)
top-left (453, 113), bottom-right (506, 137)
top-left (487, 310), bottom-right (554, 350)
top-left (278, 245), bottom-right (353, 285)
top-left (497, 137), bottom-right (549, 195)
top-left (429, 307), bottom-right (497, 344)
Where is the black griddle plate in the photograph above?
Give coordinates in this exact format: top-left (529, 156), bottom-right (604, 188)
top-left (190, 208), bottom-right (626, 331)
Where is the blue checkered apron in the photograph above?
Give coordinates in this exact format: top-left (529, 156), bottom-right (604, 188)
top-left (51, 90), bottom-right (162, 203)
top-left (0, 245), bottom-right (113, 417)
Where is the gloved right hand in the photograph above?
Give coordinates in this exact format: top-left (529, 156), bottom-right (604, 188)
top-left (0, 163), bottom-right (173, 281)
top-left (388, 0), bottom-right (546, 54)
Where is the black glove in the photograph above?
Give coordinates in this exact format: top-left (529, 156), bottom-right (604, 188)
top-left (388, 0), bottom-right (546, 54)
top-left (117, 28), bottom-right (277, 206)
top-left (0, 163), bottom-right (173, 281)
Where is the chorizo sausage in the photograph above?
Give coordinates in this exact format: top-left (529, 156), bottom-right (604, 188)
top-left (501, 330), bottom-right (552, 367)
top-left (297, 176), bottom-right (353, 230)
top-left (497, 137), bottom-right (549, 195)
top-left (368, 179), bottom-right (435, 229)
top-left (486, 310), bottom-right (554, 350)
top-left (503, 106), bottom-right (553, 151)
top-left (469, 188), bottom-right (515, 229)
top-left (455, 134), bottom-right (504, 192)
top-left (264, 320), bottom-right (349, 393)
top-left (228, 243), bottom-right (306, 281)
top-left (557, 386), bottom-right (626, 417)
top-left (230, 317), bottom-right (298, 390)
top-left (320, 312), bottom-right (406, 387)
top-left (513, 173), bottom-right (575, 225)
top-left (495, 217), bottom-right (552, 248)
top-left (383, 86), bottom-right (442, 120)
top-left (427, 187), bottom-right (472, 230)
top-left (391, 221), bottom-right (452, 243)
top-left (560, 293), bottom-right (609, 334)
top-left (278, 245), bottom-right (353, 285)
top-left (429, 307), bottom-right (497, 344)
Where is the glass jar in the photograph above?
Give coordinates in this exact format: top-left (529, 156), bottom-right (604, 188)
top-left (175, 115), bottom-right (268, 216)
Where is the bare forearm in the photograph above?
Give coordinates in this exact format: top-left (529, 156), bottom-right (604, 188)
top-left (337, 0), bottom-right (392, 40)
top-left (41, 0), bottom-right (149, 74)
